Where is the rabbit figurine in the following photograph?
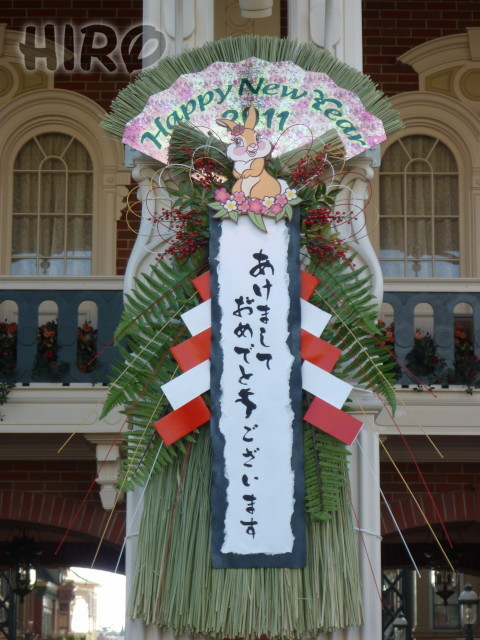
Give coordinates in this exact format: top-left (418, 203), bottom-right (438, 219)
top-left (217, 106), bottom-right (286, 200)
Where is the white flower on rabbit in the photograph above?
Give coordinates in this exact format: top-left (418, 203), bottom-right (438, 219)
top-left (262, 196), bottom-right (275, 208)
top-left (223, 198), bottom-right (237, 212)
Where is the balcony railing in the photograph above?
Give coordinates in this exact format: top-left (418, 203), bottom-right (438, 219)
top-left (383, 278), bottom-right (480, 386)
top-left (0, 277), bottom-right (124, 384)
top-left (2, 276), bottom-right (479, 388)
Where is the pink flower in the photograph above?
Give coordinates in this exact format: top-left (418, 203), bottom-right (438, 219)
top-left (270, 203), bottom-right (283, 215)
top-left (238, 200), bottom-right (250, 213)
top-left (233, 191), bottom-right (246, 204)
top-left (215, 187), bottom-right (230, 203)
top-left (248, 199), bottom-right (264, 215)
top-left (275, 194), bottom-right (288, 206)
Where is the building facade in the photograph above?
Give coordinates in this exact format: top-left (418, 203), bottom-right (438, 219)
top-left (1, 1), bottom-right (480, 639)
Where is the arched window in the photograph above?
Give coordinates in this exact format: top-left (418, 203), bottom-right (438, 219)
top-left (0, 89), bottom-right (130, 276)
top-left (379, 134), bottom-right (460, 278)
top-left (11, 133), bottom-right (93, 276)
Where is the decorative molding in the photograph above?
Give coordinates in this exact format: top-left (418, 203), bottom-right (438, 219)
top-left (398, 29), bottom-right (480, 116)
top-left (384, 277), bottom-right (480, 293)
top-left (339, 156), bottom-right (383, 307)
top-left (0, 26), bottom-right (58, 106)
top-left (85, 434), bottom-right (124, 510)
top-left (424, 66), bottom-right (460, 98)
top-left (124, 156), bottom-right (169, 295)
top-left (0, 384), bottom-right (124, 434)
top-left (398, 32), bottom-right (471, 73)
top-left (0, 433), bottom-right (96, 460)
top-left (288, 0), bottom-right (362, 70)
top-left (143, 0), bottom-right (213, 59)
top-left (374, 389), bottom-right (480, 436)
top-left (386, 92), bottom-right (480, 167)
top-left (0, 275), bottom-right (124, 290)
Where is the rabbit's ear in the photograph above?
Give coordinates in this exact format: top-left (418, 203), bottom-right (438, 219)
top-left (216, 118), bottom-right (237, 131)
top-left (244, 106), bottom-right (258, 129)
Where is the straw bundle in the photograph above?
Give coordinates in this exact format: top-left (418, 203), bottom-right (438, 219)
top-left (129, 430), bottom-right (363, 637)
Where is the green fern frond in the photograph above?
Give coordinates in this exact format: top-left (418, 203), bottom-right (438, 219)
top-left (309, 259), bottom-right (397, 413)
top-left (101, 258), bottom-right (206, 488)
top-left (302, 257), bottom-right (397, 519)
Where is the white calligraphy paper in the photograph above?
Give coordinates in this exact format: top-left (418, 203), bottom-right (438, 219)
top-left (215, 216), bottom-right (296, 556)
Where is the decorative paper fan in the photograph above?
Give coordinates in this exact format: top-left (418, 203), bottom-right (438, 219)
top-left (102, 35), bottom-right (402, 151)
top-left (122, 57), bottom-right (387, 163)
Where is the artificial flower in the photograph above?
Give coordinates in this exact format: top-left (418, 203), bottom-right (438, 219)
top-left (224, 198), bottom-right (237, 212)
top-left (262, 196), bottom-right (275, 208)
top-left (215, 187), bottom-right (230, 203)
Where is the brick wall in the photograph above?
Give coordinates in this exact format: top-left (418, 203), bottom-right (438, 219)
top-left (381, 461), bottom-right (478, 502)
top-left (380, 460), bottom-right (480, 537)
top-left (0, 459), bottom-right (126, 550)
top-left (3, 0), bottom-right (143, 109)
top-left (363, 0), bottom-right (480, 94)
top-left (0, 459), bottom-right (102, 503)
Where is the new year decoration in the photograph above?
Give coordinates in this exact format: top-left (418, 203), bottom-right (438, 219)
top-left (101, 35), bottom-right (402, 638)
top-left (123, 58), bottom-right (387, 164)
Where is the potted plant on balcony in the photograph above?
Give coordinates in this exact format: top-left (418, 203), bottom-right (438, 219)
top-left (445, 323), bottom-right (480, 394)
top-left (405, 329), bottom-right (447, 386)
top-left (77, 321), bottom-right (98, 374)
top-left (0, 319), bottom-right (17, 415)
top-left (33, 319), bottom-right (69, 381)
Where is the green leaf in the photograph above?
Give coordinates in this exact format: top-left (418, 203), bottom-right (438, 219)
top-left (247, 211), bottom-right (267, 231)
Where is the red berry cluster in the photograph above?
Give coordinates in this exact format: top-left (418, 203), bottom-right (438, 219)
top-left (303, 207), bottom-right (343, 227)
top-left (156, 207), bottom-right (207, 260)
top-left (303, 207), bottom-right (351, 264)
top-left (306, 236), bottom-right (350, 264)
top-left (290, 150), bottom-right (328, 185)
top-left (191, 156), bottom-right (225, 191)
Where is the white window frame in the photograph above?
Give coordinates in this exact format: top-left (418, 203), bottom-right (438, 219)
top-left (369, 91), bottom-right (480, 278)
top-left (0, 89), bottom-right (130, 276)
top-left (378, 133), bottom-right (460, 278)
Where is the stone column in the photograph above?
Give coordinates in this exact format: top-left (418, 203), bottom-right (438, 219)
top-left (335, 155), bottom-right (384, 308)
top-left (288, 0), bottom-right (363, 70)
top-left (143, 0), bottom-right (214, 58)
top-left (124, 154), bottom-right (170, 640)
